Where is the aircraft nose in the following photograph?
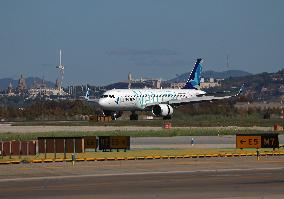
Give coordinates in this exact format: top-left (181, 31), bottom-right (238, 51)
top-left (98, 98), bottom-right (105, 107)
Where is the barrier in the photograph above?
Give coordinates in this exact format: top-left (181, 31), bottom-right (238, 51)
top-left (0, 161), bottom-right (10, 164)
top-left (0, 141), bottom-right (36, 156)
top-left (10, 160), bottom-right (20, 164)
top-left (31, 159), bottom-right (43, 163)
top-left (1, 151), bottom-right (284, 165)
top-left (86, 158), bottom-right (95, 161)
top-left (54, 159), bottom-right (64, 162)
top-left (96, 158), bottom-right (106, 161)
top-left (43, 159), bottom-right (53, 163)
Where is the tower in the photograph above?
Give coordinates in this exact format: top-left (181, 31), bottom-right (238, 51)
top-left (18, 74), bottom-right (26, 95)
top-left (7, 82), bottom-right (13, 95)
top-left (56, 49), bottom-right (64, 94)
top-left (128, 72), bottom-right (132, 89)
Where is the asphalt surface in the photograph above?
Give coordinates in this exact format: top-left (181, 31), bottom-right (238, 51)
top-left (0, 157), bottom-right (284, 198)
top-left (131, 135), bottom-right (284, 149)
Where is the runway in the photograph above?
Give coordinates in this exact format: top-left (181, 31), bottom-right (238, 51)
top-left (1, 157), bottom-right (284, 198)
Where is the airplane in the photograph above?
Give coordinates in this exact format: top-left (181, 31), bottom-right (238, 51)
top-left (92, 58), bottom-right (243, 120)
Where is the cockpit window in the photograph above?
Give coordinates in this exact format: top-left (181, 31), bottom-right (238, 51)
top-left (101, 94), bottom-right (115, 98)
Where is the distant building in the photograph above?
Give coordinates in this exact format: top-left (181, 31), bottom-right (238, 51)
top-left (7, 82), bottom-right (15, 96)
top-left (170, 82), bottom-right (186, 89)
top-left (125, 73), bottom-right (162, 89)
top-left (200, 82), bottom-right (220, 89)
top-left (55, 79), bottom-right (60, 91)
top-left (17, 74), bottom-right (26, 95)
top-left (170, 78), bottom-right (220, 89)
top-left (153, 79), bottom-right (161, 89)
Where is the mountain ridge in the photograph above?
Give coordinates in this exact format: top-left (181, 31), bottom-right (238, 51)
top-left (168, 70), bottom-right (252, 83)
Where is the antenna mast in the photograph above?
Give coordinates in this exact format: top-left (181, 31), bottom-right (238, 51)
top-left (226, 54), bottom-right (230, 68)
top-left (56, 49), bottom-right (64, 94)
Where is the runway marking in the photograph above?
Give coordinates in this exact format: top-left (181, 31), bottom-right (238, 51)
top-left (0, 167), bottom-right (283, 183)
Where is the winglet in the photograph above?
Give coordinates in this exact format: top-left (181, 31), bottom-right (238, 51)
top-left (235, 83), bottom-right (245, 96)
top-left (182, 58), bottom-right (203, 90)
top-left (85, 88), bottom-right (90, 100)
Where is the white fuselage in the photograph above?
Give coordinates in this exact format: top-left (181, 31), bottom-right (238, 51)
top-left (98, 88), bottom-right (206, 111)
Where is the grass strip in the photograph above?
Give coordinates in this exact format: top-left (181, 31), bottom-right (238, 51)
top-left (0, 128), bottom-right (272, 141)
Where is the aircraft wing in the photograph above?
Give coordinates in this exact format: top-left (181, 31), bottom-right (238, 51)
top-left (145, 84), bottom-right (244, 107)
top-left (144, 95), bottom-right (232, 108)
top-left (168, 95), bottom-right (232, 105)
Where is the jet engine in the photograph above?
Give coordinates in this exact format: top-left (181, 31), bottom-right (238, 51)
top-left (152, 104), bottom-right (173, 117)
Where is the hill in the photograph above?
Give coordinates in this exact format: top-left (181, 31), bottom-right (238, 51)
top-left (206, 69), bottom-right (284, 101)
top-left (168, 70), bottom-right (252, 83)
top-left (105, 81), bottom-right (155, 90)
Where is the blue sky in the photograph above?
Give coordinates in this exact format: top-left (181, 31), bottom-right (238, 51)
top-left (0, 0), bottom-right (283, 85)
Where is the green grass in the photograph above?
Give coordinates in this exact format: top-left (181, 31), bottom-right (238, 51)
top-left (10, 114), bottom-right (284, 127)
top-left (0, 128), bottom-right (275, 141)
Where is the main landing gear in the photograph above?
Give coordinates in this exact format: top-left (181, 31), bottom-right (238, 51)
top-left (130, 111), bottom-right (138, 120)
top-left (163, 115), bottom-right (172, 120)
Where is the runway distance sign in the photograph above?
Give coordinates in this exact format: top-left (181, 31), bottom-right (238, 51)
top-left (236, 133), bottom-right (279, 149)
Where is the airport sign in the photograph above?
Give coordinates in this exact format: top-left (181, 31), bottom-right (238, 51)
top-left (236, 133), bottom-right (279, 149)
top-left (236, 135), bottom-right (261, 149)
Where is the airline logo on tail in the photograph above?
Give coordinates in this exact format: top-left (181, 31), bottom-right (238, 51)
top-left (183, 58), bottom-right (203, 90)
top-left (85, 88), bottom-right (90, 100)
